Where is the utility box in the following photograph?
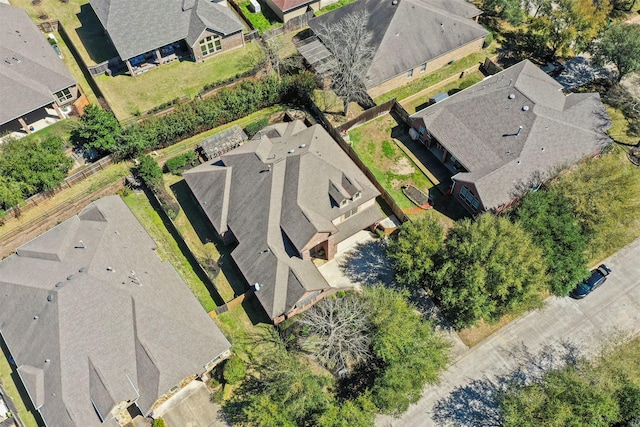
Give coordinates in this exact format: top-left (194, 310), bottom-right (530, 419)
top-left (249, 0), bottom-right (261, 13)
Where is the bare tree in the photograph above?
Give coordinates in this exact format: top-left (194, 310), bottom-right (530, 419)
top-left (297, 295), bottom-right (372, 375)
top-left (314, 9), bottom-right (375, 116)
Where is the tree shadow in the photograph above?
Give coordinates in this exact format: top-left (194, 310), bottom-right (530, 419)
top-left (432, 339), bottom-right (582, 426)
top-left (496, 29), bottom-right (551, 67)
top-left (337, 239), bottom-right (395, 287)
top-left (76, 3), bottom-right (119, 64)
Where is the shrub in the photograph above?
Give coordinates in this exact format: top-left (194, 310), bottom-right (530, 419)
top-left (164, 151), bottom-right (197, 175)
top-left (151, 418), bottom-right (166, 427)
top-left (223, 357), bottom-right (247, 385)
top-left (483, 32), bottom-right (494, 49)
top-left (244, 118), bottom-right (269, 137)
top-left (136, 155), bottom-right (163, 190)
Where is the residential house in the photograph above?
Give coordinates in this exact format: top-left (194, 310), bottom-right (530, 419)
top-left (0, 4), bottom-right (78, 136)
top-left (184, 120), bottom-right (384, 323)
top-left (410, 59), bottom-right (611, 214)
top-left (89, 0), bottom-right (245, 76)
top-left (307, 0), bottom-right (488, 97)
top-left (0, 196), bottom-right (231, 427)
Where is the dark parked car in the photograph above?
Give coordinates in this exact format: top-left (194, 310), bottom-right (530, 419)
top-left (570, 264), bottom-right (612, 299)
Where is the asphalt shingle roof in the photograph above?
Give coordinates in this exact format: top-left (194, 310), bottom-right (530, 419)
top-left (411, 60), bottom-right (612, 210)
top-left (0, 4), bottom-right (76, 125)
top-left (0, 196), bottom-right (231, 427)
top-left (184, 121), bottom-right (383, 320)
top-left (89, 0), bottom-right (243, 60)
top-left (309, 0), bottom-right (488, 88)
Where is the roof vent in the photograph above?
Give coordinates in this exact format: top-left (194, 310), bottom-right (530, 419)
top-left (55, 282), bottom-right (63, 288)
top-left (34, 315), bottom-right (39, 320)
top-left (79, 267), bottom-right (86, 273)
top-left (67, 275), bottom-right (74, 280)
top-left (288, 149), bottom-right (295, 154)
top-left (522, 105), bottom-right (530, 111)
top-left (299, 144), bottom-right (306, 148)
top-left (392, 0), bottom-right (398, 4)
top-left (106, 266), bottom-right (114, 272)
top-left (508, 94), bottom-right (515, 99)
top-left (75, 240), bottom-right (86, 249)
top-left (44, 359), bottom-right (50, 364)
top-left (47, 294), bottom-right (54, 302)
top-left (541, 147), bottom-right (545, 151)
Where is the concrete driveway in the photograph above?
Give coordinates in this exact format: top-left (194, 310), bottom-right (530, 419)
top-left (377, 236), bottom-right (640, 427)
top-left (153, 381), bottom-right (227, 427)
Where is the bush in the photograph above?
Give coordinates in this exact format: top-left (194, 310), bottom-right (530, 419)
top-left (136, 155), bottom-right (163, 190)
top-left (223, 357), bottom-right (247, 385)
top-left (164, 151), bottom-right (197, 175)
top-left (483, 32), bottom-right (494, 49)
top-left (244, 118), bottom-right (269, 138)
top-left (151, 418), bottom-right (166, 427)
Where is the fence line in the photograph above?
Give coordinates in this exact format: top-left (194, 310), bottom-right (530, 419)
top-left (308, 99), bottom-right (410, 223)
top-left (336, 99), bottom-right (396, 133)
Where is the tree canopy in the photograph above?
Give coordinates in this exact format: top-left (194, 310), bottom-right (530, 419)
top-left (0, 136), bottom-right (73, 215)
top-left (387, 213), bottom-right (444, 289)
top-left (498, 336), bottom-right (640, 426)
top-left (71, 104), bottom-right (122, 156)
top-left (590, 23), bottom-right (640, 81)
top-left (514, 189), bottom-right (589, 296)
top-left (431, 214), bottom-right (547, 328)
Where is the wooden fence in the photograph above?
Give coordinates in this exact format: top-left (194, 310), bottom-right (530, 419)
top-left (336, 99), bottom-right (397, 133)
top-left (263, 11), bottom-right (315, 40)
top-left (211, 290), bottom-right (254, 316)
top-left (308, 99), bottom-right (410, 223)
top-left (2, 156), bottom-right (114, 222)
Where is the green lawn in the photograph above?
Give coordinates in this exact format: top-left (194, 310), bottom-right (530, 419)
top-left (374, 44), bottom-right (497, 104)
top-left (315, 0), bottom-right (357, 15)
top-left (53, 31), bottom-right (100, 105)
top-left (17, 117), bottom-right (78, 144)
top-left (122, 192), bottom-right (219, 312)
top-left (237, 0), bottom-right (282, 33)
top-left (96, 42), bottom-right (263, 120)
top-left (402, 70), bottom-right (485, 113)
top-left (0, 348), bottom-right (38, 427)
top-left (349, 115), bottom-right (434, 210)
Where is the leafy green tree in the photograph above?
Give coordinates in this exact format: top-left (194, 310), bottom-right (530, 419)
top-left (317, 396), bottom-right (376, 427)
top-left (0, 176), bottom-right (25, 215)
top-left (498, 337), bottom-right (640, 426)
top-left (223, 356), bottom-right (246, 385)
top-left (481, 0), bottom-right (525, 25)
top-left (239, 352), bottom-right (332, 427)
top-left (387, 214), bottom-right (444, 289)
top-left (515, 190), bottom-right (589, 296)
top-left (0, 136), bottom-right (73, 196)
top-left (71, 105), bottom-right (122, 155)
top-left (151, 419), bottom-right (165, 427)
top-left (136, 155), bottom-right (163, 190)
top-left (114, 125), bottom-right (154, 160)
top-left (590, 23), bottom-right (640, 82)
top-left (431, 214), bottom-right (547, 328)
top-left (365, 286), bottom-right (451, 415)
top-left (531, 0), bottom-right (611, 58)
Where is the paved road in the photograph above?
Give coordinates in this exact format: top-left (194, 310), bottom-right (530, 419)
top-left (377, 237), bottom-right (640, 427)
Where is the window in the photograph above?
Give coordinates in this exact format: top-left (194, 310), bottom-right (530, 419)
top-left (340, 198), bottom-right (348, 207)
top-left (407, 69), bottom-right (414, 78)
top-left (199, 35), bottom-right (222, 56)
top-left (344, 206), bottom-right (358, 219)
top-left (460, 186), bottom-right (480, 211)
top-left (420, 63), bottom-right (427, 72)
top-left (353, 192), bottom-right (361, 200)
top-left (54, 88), bottom-right (73, 103)
top-left (418, 125), bottom-right (426, 135)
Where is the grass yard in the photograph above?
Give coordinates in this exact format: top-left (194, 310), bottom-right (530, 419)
top-left (237, 0), bottom-right (282, 33)
top-left (349, 115), bottom-right (434, 211)
top-left (374, 44), bottom-right (497, 104)
top-left (17, 117), bottom-right (78, 144)
top-left (96, 42), bottom-right (263, 120)
top-left (606, 105), bottom-right (639, 145)
top-left (402, 70), bottom-right (485, 113)
top-left (315, 0), bottom-right (357, 15)
top-left (0, 347), bottom-right (38, 427)
top-left (53, 31), bottom-right (99, 105)
top-left (122, 191), bottom-right (220, 312)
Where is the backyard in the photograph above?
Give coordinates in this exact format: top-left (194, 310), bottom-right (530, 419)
top-left (348, 115), bottom-right (433, 212)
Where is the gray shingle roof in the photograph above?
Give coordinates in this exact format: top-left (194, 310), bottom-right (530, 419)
top-left (0, 196), bottom-right (231, 427)
top-left (0, 4), bottom-right (76, 126)
top-left (89, 0), bottom-right (243, 60)
top-left (411, 60), bottom-right (612, 210)
top-left (184, 121), bottom-right (383, 320)
top-left (309, 0), bottom-right (487, 88)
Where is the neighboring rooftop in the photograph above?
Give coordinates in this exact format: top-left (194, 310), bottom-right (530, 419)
top-left (0, 3), bottom-right (76, 126)
top-left (412, 59), bottom-right (611, 210)
top-left (89, 0), bottom-right (244, 60)
top-left (0, 196), bottom-right (231, 427)
top-left (184, 121), bottom-right (383, 320)
top-left (309, 0), bottom-right (488, 88)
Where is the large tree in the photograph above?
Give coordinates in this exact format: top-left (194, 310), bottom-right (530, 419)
top-left (297, 295), bottom-right (372, 374)
top-left (515, 189), bottom-right (589, 296)
top-left (590, 23), bottom-right (640, 82)
top-left (365, 286), bottom-right (451, 416)
top-left (431, 214), bottom-right (547, 328)
top-left (314, 9), bottom-right (374, 116)
top-left (387, 213), bottom-right (444, 289)
top-left (498, 337), bottom-right (640, 427)
top-left (71, 105), bottom-right (122, 156)
top-left (481, 0), bottom-right (526, 25)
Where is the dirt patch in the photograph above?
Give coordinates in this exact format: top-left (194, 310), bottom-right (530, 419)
top-left (391, 157), bottom-right (415, 175)
top-left (457, 314), bottom-right (517, 347)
